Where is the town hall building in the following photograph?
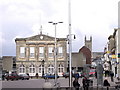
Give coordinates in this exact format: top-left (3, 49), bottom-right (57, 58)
top-left (15, 33), bottom-right (67, 76)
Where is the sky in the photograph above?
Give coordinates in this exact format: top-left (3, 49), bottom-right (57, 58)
top-left (0, 0), bottom-right (119, 56)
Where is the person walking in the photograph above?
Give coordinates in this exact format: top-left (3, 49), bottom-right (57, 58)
top-left (95, 71), bottom-right (97, 79)
top-left (73, 77), bottom-right (80, 90)
top-left (35, 73), bottom-right (39, 79)
top-left (110, 71), bottom-right (114, 82)
top-left (103, 79), bottom-right (110, 86)
top-left (82, 76), bottom-right (89, 90)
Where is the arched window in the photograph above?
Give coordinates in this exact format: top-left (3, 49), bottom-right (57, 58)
top-left (58, 64), bottom-right (64, 73)
top-left (29, 64), bottom-right (35, 73)
top-left (39, 65), bottom-right (43, 73)
top-left (48, 64), bottom-right (54, 74)
top-left (19, 64), bottom-right (25, 74)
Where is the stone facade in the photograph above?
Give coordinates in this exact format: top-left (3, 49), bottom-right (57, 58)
top-left (117, 28), bottom-right (120, 77)
top-left (0, 57), bottom-right (2, 73)
top-left (104, 28), bottom-right (120, 77)
top-left (15, 34), bottom-right (67, 76)
top-left (2, 56), bottom-right (15, 73)
top-left (71, 52), bottom-right (86, 72)
top-left (71, 36), bottom-right (92, 72)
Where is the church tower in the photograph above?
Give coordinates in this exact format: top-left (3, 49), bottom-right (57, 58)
top-left (85, 36), bottom-right (92, 52)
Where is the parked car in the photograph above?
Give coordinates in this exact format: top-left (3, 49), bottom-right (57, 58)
top-left (42, 73), bottom-right (59, 79)
top-left (63, 72), bottom-right (82, 78)
top-left (19, 74), bottom-right (29, 80)
top-left (62, 72), bottom-right (69, 78)
top-left (5, 73), bottom-right (20, 81)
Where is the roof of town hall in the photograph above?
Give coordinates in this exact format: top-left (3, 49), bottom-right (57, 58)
top-left (15, 33), bottom-right (67, 42)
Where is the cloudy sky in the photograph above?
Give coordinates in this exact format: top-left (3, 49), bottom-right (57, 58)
top-left (0, 0), bottom-right (119, 56)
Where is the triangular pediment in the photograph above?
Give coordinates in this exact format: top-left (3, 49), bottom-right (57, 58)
top-left (26, 34), bottom-right (55, 41)
top-left (15, 34), bottom-right (66, 42)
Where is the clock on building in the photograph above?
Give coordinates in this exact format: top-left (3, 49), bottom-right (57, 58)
top-left (40, 36), bottom-right (43, 39)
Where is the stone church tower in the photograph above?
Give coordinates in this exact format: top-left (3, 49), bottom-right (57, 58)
top-left (85, 36), bottom-right (92, 52)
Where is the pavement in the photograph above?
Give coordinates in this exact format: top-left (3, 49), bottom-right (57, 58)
top-left (26, 76), bottom-right (120, 87)
top-left (88, 76), bottom-right (120, 87)
top-left (103, 76), bottom-right (120, 86)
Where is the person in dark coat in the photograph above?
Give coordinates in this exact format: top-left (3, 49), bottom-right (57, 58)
top-left (36, 73), bottom-right (39, 79)
top-left (73, 77), bottom-right (80, 90)
top-left (103, 79), bottom-right (110, 86)
top-left (82, 77), bottom-right (89, 90)
top-left (110, 71), bottom-right (114, 82)
top-left (95, 71), bottom-right (97, 78)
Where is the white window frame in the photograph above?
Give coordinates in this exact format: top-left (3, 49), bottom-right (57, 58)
top-left (39, 65), bottom-right (42, 73)
top-left (48, 47), bottom-right (53, 58)
top-left (58, 64), bottom-right (64, 73)
top-left (20, 47), bottom-right (25, 58)
top-left (39, 47), bottom-right (44, 58)
top-left (48, 64), bottom-right (54, 74)
top-left (30, 47), bottom-right (35, 58)
top-left (58, 47), bottom-right (63, 58)
top-left (29, 65), bottom-right (35, 73)
top-left (19, 65), bottom-right (25, 74)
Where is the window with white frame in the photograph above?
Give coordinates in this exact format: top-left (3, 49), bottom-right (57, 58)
top-left (19, 65), bottom-right (25, 73)
top-left (48, 64), bottom-right (54, 74)
top-left (29, 64), bottom-right (35, 73)
top-left (58, 47), bottom-right (63, 58)
top-left (20, 47), bottom-right (25, 58)
top-left (48, 47), bottom-right (53, 58)
top-left (39, 47), bottom-right (44, 58)
top-left (30, 47), bottom-right (35, 58)
top-left (39, 65), bottom-right (44, 73)
top-left (39, 65), bottom-right (42, 73)
top-left (58, 64), bottom-right (64, 73)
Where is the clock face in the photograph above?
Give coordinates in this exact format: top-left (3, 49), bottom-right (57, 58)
top-left (40, 36), bottom-right (43, 39)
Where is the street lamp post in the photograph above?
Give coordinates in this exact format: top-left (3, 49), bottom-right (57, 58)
top-left (48, 21), bottom-right (63, 86)
top-left (67, 34), bottom-right (76, 87)
top-left (68, 0), bottom-right (72, 87)
top-left (42, 59), bottom-right (45, 77)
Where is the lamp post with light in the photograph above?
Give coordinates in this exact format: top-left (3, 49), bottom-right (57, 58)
top-left (48, 21), bottom-right (63, 86)
top-left (67, 34), bottom-right (76, 87)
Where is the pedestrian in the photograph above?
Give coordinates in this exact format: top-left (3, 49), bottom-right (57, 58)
top-left (36, 73), bottom-right (39, 79)
top-left (82, 76), bottom-right (89, 90)
top-left (110, 71), bottom-right (114, 82)
top-left (95, 71), bottom-right (97, 78)
top-left (105, 70), bottom-right (109, 77)
top-left (73, 77), bottom-right (80, 90)
top-left (2, 74), bottom-right (5, 80)
top-left (103, 79), bottom-right (110, 86)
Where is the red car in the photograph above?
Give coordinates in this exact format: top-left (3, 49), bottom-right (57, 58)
top-left (5, 73), bottom-right (20, 81)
